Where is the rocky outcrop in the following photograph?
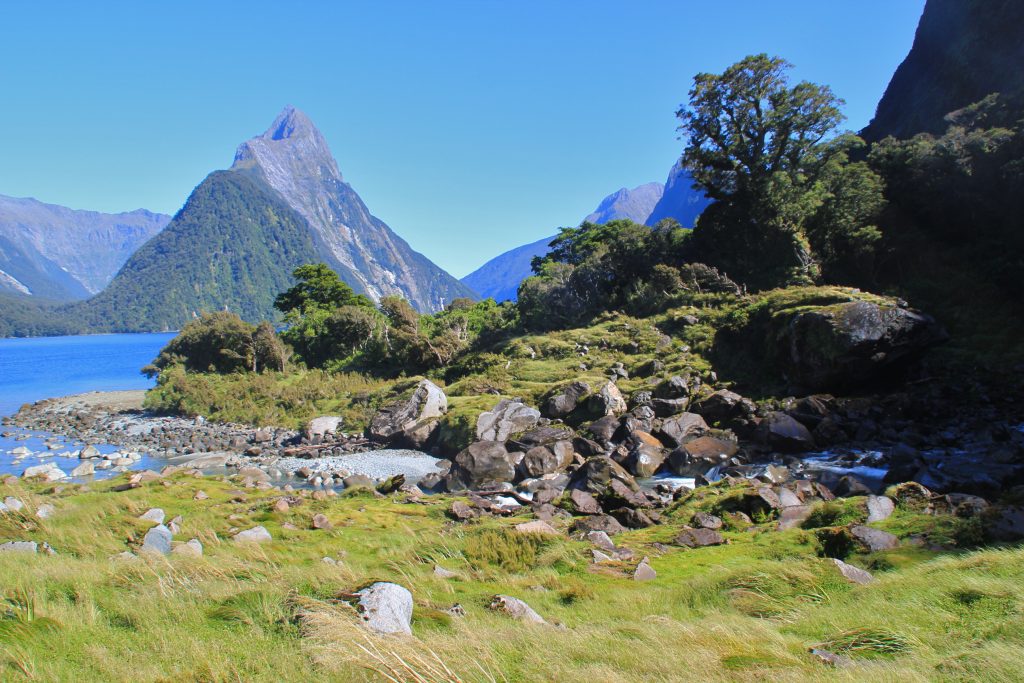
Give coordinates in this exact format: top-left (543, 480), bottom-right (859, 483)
top-left (780, 301), bottom-right (946, 391)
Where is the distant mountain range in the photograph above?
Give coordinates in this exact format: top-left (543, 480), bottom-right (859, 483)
top-left (461, 161), bottom-right (709, 302)
top-left (0, 196), bottom-right (169, 301)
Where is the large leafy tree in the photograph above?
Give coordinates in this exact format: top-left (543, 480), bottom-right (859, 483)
top-left (679, 54), bottom-right (885, 289)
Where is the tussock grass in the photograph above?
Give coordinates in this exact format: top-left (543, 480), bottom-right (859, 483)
top-left (0, 473), bottom-right (1021, 680)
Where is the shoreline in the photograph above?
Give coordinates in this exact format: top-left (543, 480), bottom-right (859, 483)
top-left (2, 390), bottom-right (446, 487)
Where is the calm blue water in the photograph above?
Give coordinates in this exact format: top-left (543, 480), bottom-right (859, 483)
top-left (0, 333), bottom-right (175, 480)
top-left (0, 333), bottom-right (174, 417)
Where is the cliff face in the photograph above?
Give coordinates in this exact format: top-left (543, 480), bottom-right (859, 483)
top-left (232, 107), bottom-right (476, 311)
top-left (861, 0), bottom-right (1024, 141)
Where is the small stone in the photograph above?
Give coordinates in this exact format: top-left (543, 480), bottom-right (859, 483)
top-left (194, 491), bottom-right (209, 501)
top-left (3, 497), bottom-right (24, 512)
top-left (488, 595), bottom-right (546, 624)
top-left (312, 514), bottom-right (332, 530)
top-left (592, 549), bottom-right (614, 563)
top-left (273, 499), bottom-right (290, 513)
top-left (433, 565), bottom-right (458, 579)
top-left (36, 504), bottom-right (55, 519)
top-left (139, 508), bottom-right (165, 524)
top-left (866, 495), bottom-right (895, 523)
top-left (777, 505), bottom-right (813, 530)
top-left (233, 526), bottom-right (272, 543)
top-left (585, 530), bottom-right (617, 552)
top-left (71, 461), bottom-right (95, 477)
top-left (449, 500), bottom-right (477, 521)
top-left (831, 558), bottom-right (874, 585)
top-left (692, 511), bottom-right (722, 530)
top-left (140, 524), bottom-right (173, 555)
top-left (356, 582), bottom-right (414, 634)
top-left (674, 528), bottom-right (725, 548)
top-left (633, 557), bottom-right (657, 581)
top-left (0, 541), bottom-right (37, 554)
top-left (514, 520), bottom-right (559, 536)
top-left (172, 538), bottom-right (203, 557)
top-left (850, 525), bottom-right (899, 551)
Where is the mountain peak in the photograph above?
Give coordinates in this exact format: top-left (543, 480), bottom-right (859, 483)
top-left (232, 106), bottom-right (342, 182)
top-left (264, 105), bottom-right (317, 141)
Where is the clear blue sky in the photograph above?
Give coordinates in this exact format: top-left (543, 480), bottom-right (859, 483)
top-left (0, 1), bottom-right (925, 277)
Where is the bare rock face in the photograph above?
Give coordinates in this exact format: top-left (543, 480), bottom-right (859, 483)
top-left (232, 106), bottom-right (474, 312)
top-left (357, 582), bottom-right (413, 634)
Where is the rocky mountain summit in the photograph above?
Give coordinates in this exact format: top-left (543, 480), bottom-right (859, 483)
top-left (232, 106), bottom-right (475, 311)
top-left (0, 194), bottom-right (169, 300)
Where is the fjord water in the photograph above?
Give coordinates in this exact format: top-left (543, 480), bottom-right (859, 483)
top-left (0, 333), bottom-right (174, 417)
top-left (0, 333), bottom-right (174, 478)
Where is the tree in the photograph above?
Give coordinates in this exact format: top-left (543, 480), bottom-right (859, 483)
top-left (679, 54), bottom-right (885, 289)
top-left (143, 312), bottom-right (287, 376)
top-left (273, 263), bottom-right (370, 316)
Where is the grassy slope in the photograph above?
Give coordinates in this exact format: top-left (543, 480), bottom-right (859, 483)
top-left (143, 286), bottom-right (890, 441)
top-left (0, 473), bottom-right (1020, 681)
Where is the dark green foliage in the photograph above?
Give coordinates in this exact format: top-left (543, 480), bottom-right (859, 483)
top-left (678, 54), bottom-right (886, 290)
top-left (275, 264), bottom-right (379, 367)
top-left (143, 312), bottom-right (288, 376)
top-left (273, 263), bottom-right (371, 316)
top-left (517, 219), bottom-right (706, 328)
top-left (870, 93), bottom-right (1024, 312)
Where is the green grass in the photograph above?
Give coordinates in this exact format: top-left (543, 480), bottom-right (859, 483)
top-left (0, 473), bottom-right (1021, 681)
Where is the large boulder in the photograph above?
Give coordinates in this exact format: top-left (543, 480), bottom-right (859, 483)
top-left (367, 380), bottom-right (448, 444)
top-left (781, 300), bottom-right (946, 391)
top-left (695, 390), bottom-right (751, 424)
top-left (445, 441), bottom-right (518, 491)
top-left (476, 399), bottom-right (540, 442)
top-left (569, 456), bottom-right (639, 494)
top-left (519, 442), bottom-right (575, 479)
top-left (623, 432), bottom-right (666, 478)
top-left (588, 382), bottom-right (628, 417)
top-left (542, 381), bottom-right (590, 419)
top-left (357, 582), bottom-right (413, 634)
top-left (656, 413), bottom-right (709, 447)
top-left (666, 436), bottom-right (739, 476)
top-left (756, 412), bottom-right (815, 453)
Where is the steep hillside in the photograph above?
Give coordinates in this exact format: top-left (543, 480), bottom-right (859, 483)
top-left (861, 0), bottom-right (1024, 141)
top-left (645, 161), bottom-right (709, 228)
top-left (0, 195), bottom-right (169, 299)
top-left (232, 107), bottom-right (475, 311)
top-left (73, 171), bottom-right (331, 332)
top-left (460, 235), bottom-right (554, 303)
